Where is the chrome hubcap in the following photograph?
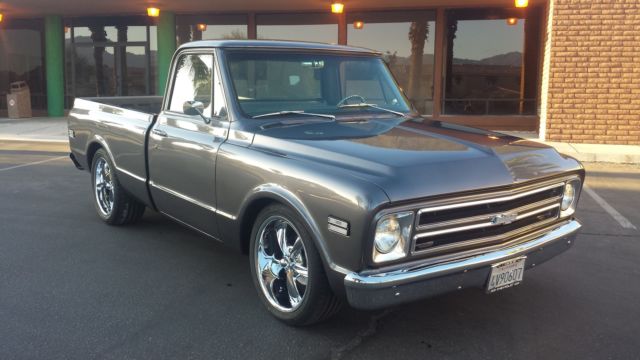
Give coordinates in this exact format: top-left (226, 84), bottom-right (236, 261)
top-left (255, 216), bottom-right (308, 312)
top-left (94, 157), bottom-right (114, 216)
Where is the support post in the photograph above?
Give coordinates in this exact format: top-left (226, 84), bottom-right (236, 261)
top-left (157, 11), bottom-right (176, 95)
top-left (44, 15), bottom-right (65, 117)
top-left (338, 13), bottom-right (347, 45)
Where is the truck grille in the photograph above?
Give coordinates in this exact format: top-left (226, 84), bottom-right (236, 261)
top-left (412, 181), bottom-right (566, 256)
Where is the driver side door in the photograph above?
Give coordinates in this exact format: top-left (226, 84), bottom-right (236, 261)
top-left (148, 51), bottom-right (229, 239)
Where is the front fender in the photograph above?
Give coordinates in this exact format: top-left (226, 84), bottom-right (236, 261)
top-left (237, 183), bottom-right (352, 277)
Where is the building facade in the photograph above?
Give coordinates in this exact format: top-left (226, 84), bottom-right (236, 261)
top-left (0, 0), bottom-right (638, 144)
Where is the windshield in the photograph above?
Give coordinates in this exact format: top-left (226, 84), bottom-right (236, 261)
top-left (225, 51), bottom-right (411, 118)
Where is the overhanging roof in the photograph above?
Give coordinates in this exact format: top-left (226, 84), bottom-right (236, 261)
top-left (1, 0), bottom-right (546, 19)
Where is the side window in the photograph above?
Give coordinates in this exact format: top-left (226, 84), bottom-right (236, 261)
top-left (169, 54), bottom-right (214, 117)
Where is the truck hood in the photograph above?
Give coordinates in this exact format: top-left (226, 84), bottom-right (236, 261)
top-left (251, 118), bottom-right (583, 202)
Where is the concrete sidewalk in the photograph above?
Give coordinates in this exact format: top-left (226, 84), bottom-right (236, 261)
top-left (1, 117), bottom-right (639, 164)
top-left (0, 117), bottom-right (68, 142)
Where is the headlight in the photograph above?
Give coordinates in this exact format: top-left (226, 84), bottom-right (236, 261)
top-left (373, 211), bottom-right (414, 263)
top-left (560, 179), bottom-right (581, 217)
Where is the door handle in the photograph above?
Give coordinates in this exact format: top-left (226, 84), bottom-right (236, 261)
top-left (152, 128), bottom-right (167, 137)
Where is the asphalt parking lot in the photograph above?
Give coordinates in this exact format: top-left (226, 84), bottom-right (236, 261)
top-left (1, 140), bottom-right (639, 360)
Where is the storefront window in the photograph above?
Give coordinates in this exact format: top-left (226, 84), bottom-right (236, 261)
top-left (65, 18), bottom-right (156, 98)
top-left (257, 13), bottom-right (337, 44)
top-left (176, 15), bottom-right (247, 45)
top-left (443, 9), bottom-right (537, 115)
top-left (347, 11), bottom-right (435, 114)
top-left (0, 19), bottom-right (46, 115)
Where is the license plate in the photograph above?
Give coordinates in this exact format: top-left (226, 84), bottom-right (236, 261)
top-left (486, 256), bottom-right (526, 293)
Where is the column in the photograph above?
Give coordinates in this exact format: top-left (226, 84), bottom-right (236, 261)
top-left (44, 15), bottom-right (65, 117)
top-left (156, 11), bottom-right (176, 95)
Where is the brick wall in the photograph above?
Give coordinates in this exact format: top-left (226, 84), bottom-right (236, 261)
top-left (545, 0), bottom-right (640, 144)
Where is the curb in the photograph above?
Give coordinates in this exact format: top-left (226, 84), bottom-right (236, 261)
top-left (545, 142), bottom-right (640, 165)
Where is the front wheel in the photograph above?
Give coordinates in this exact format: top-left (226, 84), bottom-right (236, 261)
top-left (249, 204), bottom-right (341, 325)
top-left (91, 148), bottom-right (145, 225)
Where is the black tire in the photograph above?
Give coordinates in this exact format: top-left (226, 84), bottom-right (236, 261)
top-left (91, 148), bottom-right (145, 225)
top-left (249, 204), bottom-right (342, 326)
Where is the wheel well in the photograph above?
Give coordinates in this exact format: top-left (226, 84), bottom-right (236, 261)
top-left (86, 142), bottom-right (103, 168)
top-left (240, 197), bottom-right (279, 254)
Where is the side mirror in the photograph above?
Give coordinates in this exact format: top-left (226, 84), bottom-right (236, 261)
top-left (183, 100), bottom-right (205, 116)
top-left (183, 101), bottom-right (210, 124)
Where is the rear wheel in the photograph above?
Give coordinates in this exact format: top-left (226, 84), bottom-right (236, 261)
top-left (91, 149), bottom-right (145, 225)
top-left (249, 204), bottom-right (341, 326)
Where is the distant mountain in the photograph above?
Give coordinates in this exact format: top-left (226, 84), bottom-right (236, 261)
top-left (453, 51), bottom-right (522, 66)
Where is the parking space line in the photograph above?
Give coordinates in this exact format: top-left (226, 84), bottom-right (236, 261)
top-left (583, 186), bottom-right (637, 230)
top-left (0, 156), bottom-right (67, 172)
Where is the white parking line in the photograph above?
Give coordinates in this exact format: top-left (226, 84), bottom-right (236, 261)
top-left (0, 156), bottom-right (67, 172)
top-left (583, 186), bottom-right (637, 230)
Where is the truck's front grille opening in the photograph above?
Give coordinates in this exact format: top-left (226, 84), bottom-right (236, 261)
top-left (411, 181), bottom-right (566, 256)
top-left (417, 185), bottom-right (563, 227)
top-left (414, 207), bottom-right (559, 252)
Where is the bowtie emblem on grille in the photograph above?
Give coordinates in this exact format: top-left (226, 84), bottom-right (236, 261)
top-left (491, 212), bottom-right (518, 225)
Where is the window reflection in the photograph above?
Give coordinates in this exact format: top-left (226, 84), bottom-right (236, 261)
top-left (169, 54), bottom-right (213, 117)
top-left (66, 21), bottom-right (156, 98)
top-left (257, 14), bottom-right (338, 44)
top-left (176, 15), bottom-right (247, 45)
top-left (444, 10), bottom-right (533, 115)
top-left (347, 11), bottom-right (435, 114)
top-left (0, 20), bottom-right (46, 114)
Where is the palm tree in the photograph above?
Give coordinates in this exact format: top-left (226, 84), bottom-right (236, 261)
top-left (116, 25), bottom-right (128, 96)
top-left (407, 20), bottom-right (429, 113)
top-left (89, 25), bottom-right (107, 96)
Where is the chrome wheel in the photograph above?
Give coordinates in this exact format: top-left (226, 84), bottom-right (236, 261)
top-left (94, 157), bottom-right (114, 216)
top-left (255, 216), bottom-right (309, 312)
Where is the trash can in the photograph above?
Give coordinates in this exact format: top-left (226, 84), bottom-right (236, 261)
top-left (7, 81), bottom-right (32, 119)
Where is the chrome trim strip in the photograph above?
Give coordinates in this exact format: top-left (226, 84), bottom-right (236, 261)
top-left (328, 217), bottom-right (349, 229)
top-left (345, 220), bottom-right (581, 289)
top-left (414, 203), bottom-right (560, 239)
top-left (328, 224), bottom-right (349, 236)
top-left (115, 166), bottom-right (147, 183)
top-left (149, 181), bottom-right (237, 220)
top-left (416, 182), bottom-right (564, 216)
top-left (416, 196), bottom-right (562, 231)
top-left (412, 216), bottom-right (560, 256)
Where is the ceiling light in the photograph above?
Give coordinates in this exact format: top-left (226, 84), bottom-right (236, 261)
top-left (331, 2), bottom-right (344, 14)
top-left (147, 7), bottom-right (160, 17)
top-left (197, 23), bottom-right (207, 31)
top-left (353, 20), bottom-right (364, 29)
top-left (506, 17), bottom-right (518, 25)
top-left (515, 0), bottom-right (528, 8)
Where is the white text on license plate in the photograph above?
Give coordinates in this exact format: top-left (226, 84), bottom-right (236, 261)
top-left (486, 256), bottom-right (526, 293)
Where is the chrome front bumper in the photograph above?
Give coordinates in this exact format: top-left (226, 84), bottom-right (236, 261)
top-left (344, 219), bottom-right (581, 310)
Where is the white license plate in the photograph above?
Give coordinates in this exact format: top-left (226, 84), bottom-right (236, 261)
top-left (486, 256), bottom-right (526, 293)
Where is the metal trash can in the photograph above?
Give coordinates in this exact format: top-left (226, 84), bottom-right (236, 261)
top-left (7, 81), bottom-right (32, 119)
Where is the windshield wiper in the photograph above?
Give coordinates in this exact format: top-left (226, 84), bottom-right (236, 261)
top-left (337, 103), bottom-right (406, 117)
top-left (252, 110), bottom-right (336, 120)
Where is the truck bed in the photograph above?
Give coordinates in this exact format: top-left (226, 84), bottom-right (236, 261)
top-left (80, 96), bottom-right (163, 115)
top-left (68, 96), bottom-right (163, 207)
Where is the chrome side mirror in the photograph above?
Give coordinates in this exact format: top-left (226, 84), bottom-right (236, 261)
top-left (183, 101), bottom-right (210, 124)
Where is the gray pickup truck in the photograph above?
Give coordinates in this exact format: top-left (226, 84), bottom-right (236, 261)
top-left (69, 40), bottom-right (584, 325)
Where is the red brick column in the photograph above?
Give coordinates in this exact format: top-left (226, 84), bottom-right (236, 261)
top-left (544, 0), bottom-right (640, 145)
